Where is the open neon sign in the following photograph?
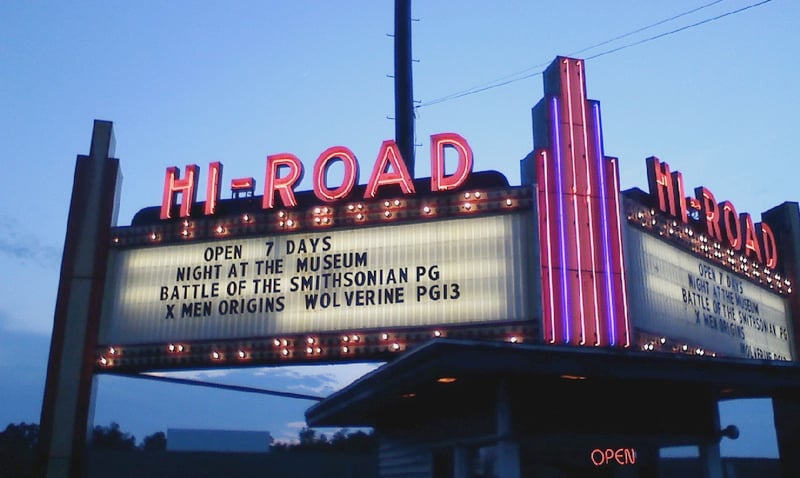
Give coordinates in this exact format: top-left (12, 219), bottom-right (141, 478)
top-left (160, 133), bottom-right (473, 219)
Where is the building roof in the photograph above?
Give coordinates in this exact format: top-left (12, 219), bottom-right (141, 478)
top-left (306, 339), bottom-right (800, 428)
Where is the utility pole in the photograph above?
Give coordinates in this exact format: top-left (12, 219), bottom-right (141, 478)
top-left (394, 0), bottom-right (415, 177)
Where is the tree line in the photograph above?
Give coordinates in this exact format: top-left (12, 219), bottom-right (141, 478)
top-left (1, 421), bottom-right (375, 477)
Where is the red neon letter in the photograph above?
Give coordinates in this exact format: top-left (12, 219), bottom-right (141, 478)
top-left (204, 162), bottom-right (222, 216)
top-left (646, 157), bottom-right (676, 217)
top-left (263, 153), bottom-right (303, 209)
top-left (672, 170), bottom-right (688, 224)
top-left (364, 140), bottom-right (415, 199)
top-left (741, 213), bottom-right (763, 264)
top-left (161, 164), bottom-right (199, 219)
top-left (720, 200), bottom-right (742, 250)
top-left (695, 186), bottom-right (722, 242)
top-left (760, 222), bottom-right (778, 268)
top-left (430, 132), bottom-right (473, 191)
top-left (313, 146), bottom-right (359, 203)
top-left (624, 448), bottom-right (636, 464)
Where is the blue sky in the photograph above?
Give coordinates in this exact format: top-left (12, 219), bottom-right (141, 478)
top-left (1, 0), bottom-right (796, 453)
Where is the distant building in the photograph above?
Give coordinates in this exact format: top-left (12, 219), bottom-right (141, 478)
top-left (166, 429), bottom-right (272, 453)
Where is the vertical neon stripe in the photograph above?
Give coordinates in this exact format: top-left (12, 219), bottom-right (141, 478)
top-left (610, 158), bottom-right (631, 346)
top-left (552, 96), bottom-right (571, 343)
top-left (564, 61), bottom-right (586, 345)
top-left (593, 103), bottom-right (617, 346)
top-left (577, 61), bottom-right (601, 346)
top-left (541, 151), bottom-right (557, 343)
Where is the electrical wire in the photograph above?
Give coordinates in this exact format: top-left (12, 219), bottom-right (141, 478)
top-left (417, 0), bottom-right (772, 109)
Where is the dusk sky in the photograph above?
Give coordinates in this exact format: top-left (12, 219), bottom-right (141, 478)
top-left (1, 0), bottom-right (797, 455)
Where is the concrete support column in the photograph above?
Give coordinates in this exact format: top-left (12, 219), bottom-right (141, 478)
top-left (699, 401), bottom-right (723, 478)
top-left (773, 396), bottom-right (800, 478)
top-left (495, 380), bottom-right (520, 478)
top-left (37, 121), bottom-right (121, 478)
top-left (453, 446), bottom-right (470, 478)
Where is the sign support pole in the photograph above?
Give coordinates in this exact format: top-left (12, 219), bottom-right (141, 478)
top-left (37, 120), bottom-right (121, 478)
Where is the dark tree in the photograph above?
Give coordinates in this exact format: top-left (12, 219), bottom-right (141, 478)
top-left (90, 422), bottom-right (136, 450)
top-left (140, 431), bottom-right (167, 452)
top-left (273, 427), bottom-right (376, 453)
top-left (0, 422), bottom-right (39, 478)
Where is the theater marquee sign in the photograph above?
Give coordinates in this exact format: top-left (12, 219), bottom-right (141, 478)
top-left (96, 133), bottom-right (536, 371)
top-left (100, 213), bottom-right (531, 345)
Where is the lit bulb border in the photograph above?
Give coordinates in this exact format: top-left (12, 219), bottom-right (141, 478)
top-left (111, 187), bottom-right (533, 248)
top-left (624, 199), bottom-right (792, 296)
top-left (95, 322), bottom-right (536, 372)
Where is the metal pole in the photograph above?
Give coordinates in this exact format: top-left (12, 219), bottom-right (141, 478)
top-left (394, 0), bottom-right (415, 177)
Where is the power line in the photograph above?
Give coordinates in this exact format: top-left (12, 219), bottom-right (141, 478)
top-left (112, 372), bottom-right (326, 401)
top-left (569, 0), bottom-right (726, 57)
top-left (585, 0), bottom-right (772, 61)
top-left (417, 0), bottom-right (771, 109)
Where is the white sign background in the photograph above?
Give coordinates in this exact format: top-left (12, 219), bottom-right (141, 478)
top-left (625, 225), bottom-right (794, 360)
top-left (99, 213), bottom-right (532, 345)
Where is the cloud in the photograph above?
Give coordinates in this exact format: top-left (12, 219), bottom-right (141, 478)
top-left (0, 214), bottom-right (61, 268)
top-left (146, 369), bottom-right (232, 380)
top-left (252, 363), bottom-right (382, 396)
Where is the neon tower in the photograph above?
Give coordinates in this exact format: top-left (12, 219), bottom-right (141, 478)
top-left (529, 57), bottom-right (631, 347)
